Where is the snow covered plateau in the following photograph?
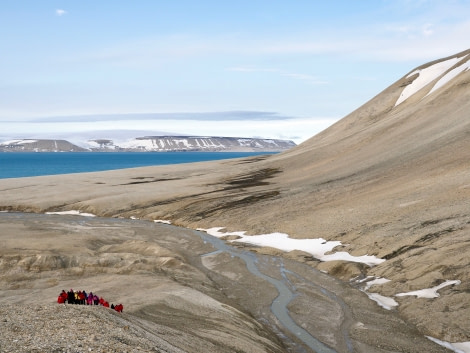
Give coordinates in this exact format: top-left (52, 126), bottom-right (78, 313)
top-left (0, 135), bottom-right (296, 152)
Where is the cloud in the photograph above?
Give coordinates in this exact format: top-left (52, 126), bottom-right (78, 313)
top-left (228, 67), bottom-right (278, 73)
top-left (228, 67), bottom-right (328, 85)
top-left (55, 9), bottom-right (67, 16)
top-left (32, 111), bottom-right (296, 123)
top-left (281, 73), bottom-right (328, 85)
top-left (422, 23), bottom-right (434, 36)
top-left (63, 4), bottom-right (470, 71)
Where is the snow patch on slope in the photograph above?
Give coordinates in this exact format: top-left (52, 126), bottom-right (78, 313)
top-left (396, 280), bottom-right (461, 298)
top-left (427, 336), bottom-right (470, 353)
top-left (426, 58), bottom-right (470, 96)
top-left (395, 55), bottom-right (469, 106)
top-left (199, 227), bottom-right (385, 266)
top-left (366, 293), bottom-right (398, 310)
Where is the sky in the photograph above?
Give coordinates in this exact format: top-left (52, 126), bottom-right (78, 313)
top-left (1, 0), bottom-right (470, 144)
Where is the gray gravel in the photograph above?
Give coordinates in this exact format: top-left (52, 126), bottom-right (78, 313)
top-left (0, 304), bottom-right (186, 353)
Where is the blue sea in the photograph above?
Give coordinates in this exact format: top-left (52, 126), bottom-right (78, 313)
top-left (0, 152), bottom-right (275, 179)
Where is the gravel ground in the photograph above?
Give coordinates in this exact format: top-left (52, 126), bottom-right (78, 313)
top-left (0, 304), bottom-right (186, 353)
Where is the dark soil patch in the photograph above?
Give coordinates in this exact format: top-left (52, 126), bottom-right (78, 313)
top-left (221, 168), bottom-right (281, 190)
top-left (121, 177), bottom-right (182, 185)
top-left (193, 190), bottom-right (281, 218)
top-left (383, 245), bottom-right (422, 260)
top-left (416, 227), bottom-right (460, 243)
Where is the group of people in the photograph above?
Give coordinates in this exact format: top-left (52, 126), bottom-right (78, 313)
top-left (57, 289), bottom-right (123, 312)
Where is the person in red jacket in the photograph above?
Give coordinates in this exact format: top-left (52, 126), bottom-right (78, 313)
top-left (57, 290), bottom-right (67, 304)
top-left (78, 291), bottom-right (86, 305)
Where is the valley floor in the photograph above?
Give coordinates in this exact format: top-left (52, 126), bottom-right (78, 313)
top-left (0, 212), bottom-right (458, 353)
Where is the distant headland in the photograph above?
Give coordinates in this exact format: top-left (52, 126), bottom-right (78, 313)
top-left (0, 136), bottom-right (296, 152)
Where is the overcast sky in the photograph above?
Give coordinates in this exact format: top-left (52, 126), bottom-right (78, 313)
top-left (1, 0), bottom-right (469, 143)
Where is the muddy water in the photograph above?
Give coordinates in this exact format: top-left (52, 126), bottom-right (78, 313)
top-left (198, 231), bottom-right (340, 353)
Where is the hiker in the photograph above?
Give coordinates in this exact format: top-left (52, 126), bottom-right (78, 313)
top-left (87, 292), bottom-right (94, 305)
top-left (57, 290), bottom-right (67, 304)
top-left (78, 290), bottom-right (86, 305)
top-left (56, 288), bottom-right (122, 311)
top-left (67, 289), bottom-right (75, 304)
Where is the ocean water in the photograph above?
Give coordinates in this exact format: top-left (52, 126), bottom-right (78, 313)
top-left (0, 152), bottom-right (275, 179)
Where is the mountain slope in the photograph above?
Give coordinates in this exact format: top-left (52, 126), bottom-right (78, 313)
top-left (255, 48), bottom-right (470, 341)
top-left (265, 48), bottom-right (470, 240)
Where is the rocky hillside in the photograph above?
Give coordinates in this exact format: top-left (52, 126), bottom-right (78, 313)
top-left (251, 48), bottom-right (470, 341)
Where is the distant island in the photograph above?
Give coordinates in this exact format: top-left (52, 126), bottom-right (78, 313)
top-left (0, 136), bottom-right (296, 152)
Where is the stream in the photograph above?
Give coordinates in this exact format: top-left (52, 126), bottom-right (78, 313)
top-left (197, 230), bottom-right (344, 353)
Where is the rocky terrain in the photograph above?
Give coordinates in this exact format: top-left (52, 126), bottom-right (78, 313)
top-left (1, 304), bottom-right (187, 353)
top-left (1, 48), bottom-right (470, 352)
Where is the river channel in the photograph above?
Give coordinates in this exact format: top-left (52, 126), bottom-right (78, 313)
top-left (197, 230), bottom-right (345, 353)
